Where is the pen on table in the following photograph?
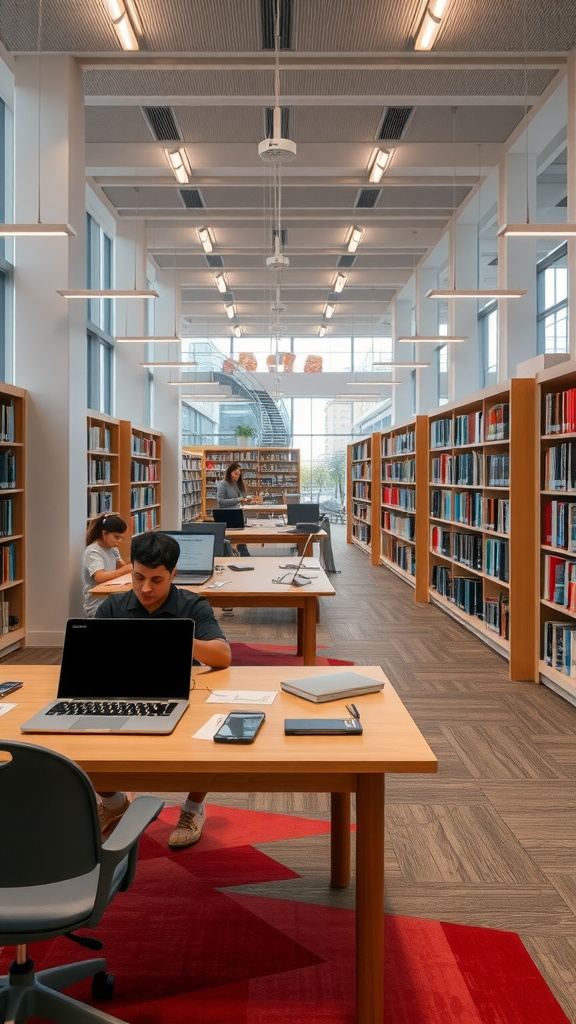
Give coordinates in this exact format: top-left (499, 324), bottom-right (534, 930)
top-left (346, 703), bottom-right (360, 720)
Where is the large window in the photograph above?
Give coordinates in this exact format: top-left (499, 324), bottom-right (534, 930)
top-left (479, 302), bottom-right (498, 387)
top-left (537, 243), bottom-right (568, 354)
top-left (437, 344), bottom-right (448, 405)
top-left (86, 214), bottom-right (115, 410)
top-left (87, 331), bottom-right (113, 414)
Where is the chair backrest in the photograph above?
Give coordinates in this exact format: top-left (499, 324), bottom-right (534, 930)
top-left (0, 740), bottom-right (100, 888)
top-left (283, 493), bottom-right (302, 504)
top-left (182, 520), bottom-right (227, 556)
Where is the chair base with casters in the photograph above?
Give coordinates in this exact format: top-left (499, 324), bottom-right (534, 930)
top-left (0, 739), bottom-right (164, 1024)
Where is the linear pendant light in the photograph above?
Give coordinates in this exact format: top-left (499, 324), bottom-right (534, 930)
top-left (58, 289), bottom-right (159, 298)
top-left (427, 288), bottom-right (526, 299)
top-left (0, 223), bottom-right (76, 237)
top-left (373, 360), bottom-right (430, 368)
top-left (115, 335), bottom-right (179, 343)
top-left (398, 334), bottom-right (467, 343)
top-left (498, 223), bottom-right (576, 238)
top-left (140, 361), bottom-right (198, 368)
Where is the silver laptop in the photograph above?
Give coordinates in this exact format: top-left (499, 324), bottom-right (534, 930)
top-left (20, 618), bottom-right (194, 734)
top-left (163, 530), bottom-right (215, 584)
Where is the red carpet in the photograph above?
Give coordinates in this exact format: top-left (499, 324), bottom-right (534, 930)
top-left (2, 807), bottom-right (569, 1024)
top-left (230, 642), bottom-right (353, 666)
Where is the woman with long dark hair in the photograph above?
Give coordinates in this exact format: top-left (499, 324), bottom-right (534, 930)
top-left (216, 461), bottom-right (251, 558)
top-left (82, 513), bottom-right (131, 616)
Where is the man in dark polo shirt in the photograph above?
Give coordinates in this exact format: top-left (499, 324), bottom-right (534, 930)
top-left (96, 531), bottom-right (231, 849)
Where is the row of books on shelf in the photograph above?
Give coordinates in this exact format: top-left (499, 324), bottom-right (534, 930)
top-left (87, 425), bottom-right (111, 453)
top-left (543, 554), bottom-right (576, 609)
top-left (431, 451), bottom-right (483, 486)
top-left (88, 491), bottom-right (113, 518)
top-left (353, 482), bottom-right (371, 500)
top-left (260, 452), bottom-right (297, 462)
top-left (130, 486), bottom-right (157, 509)
top-left (484, 594), bottom-right (509, 639)
top-left (382, 510), bottom-right (415, 541)
top-left (455, 410), bottom-right (483, 445)
top-left (430, 417), bottom-right (453, 449)
top-left (131, 461), bottom-right (158, 481)
top-left (484, 538), bottom-right (510, 582)
top-left (205, 453), bottom-right (259, 463)
top-left (259, 476), bottom-right (298, 487)
top-left (542, 499), bottom-right (576, 551)
top-left (382, 486), bottom-right (415, 511)
top-left (353, 523), bottom-right (371, 545)
top-left (430, 404), bottom-right (510, 449)
top-left (431, 565), bottom-right (483, 617)
top-left (131, 436), bottom-right (158, 457)
top-left (88, 459), bottom-right (112, 484)
top-left (385, 540), bottom-right (415, 576)
top-left (352, 442), bottom-right (369, 460)
top-left (351, 464), bottom-right (370, 479)
top-left (485, 403), bottom-right (510, 442)
top-left (182, 481), bottom-right (202, 494)
top-left (543, 441), bottom-right (576, 491)
top-left (0, 541), bottom-right (16, 584)
top-left (451, 532), bottom-right (482, 571)
top-left (543, 620), bottom-right (576, 677)
top-left (0, 498), bottom-right (13, 537)
top-left (0, 450), bottom-right (16, 489)
top-left (484, 497), bottom-right (510, 533)
top-left (382, 459), bottom-right (415, 483)
top-left (131, 509), bottom-right (159, 533)
top-left (0, 597), bottom-right (12, 634)
top-left (0, 400), bottom-right (15, 443)
top-left (352, 502), bottom-right (370, 522)
top-left (430, 492), bottom-right (509, 533)
top-left (382, 430), bottom-right (415, 456)
top-left (543, 387), bottom-right (576, 435)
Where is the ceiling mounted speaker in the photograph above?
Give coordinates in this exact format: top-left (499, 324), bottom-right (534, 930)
top-left (258, 136), bottom-right (297, 163)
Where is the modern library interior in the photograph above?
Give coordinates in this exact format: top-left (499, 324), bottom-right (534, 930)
top-left (2, 2), bottom-right (576, 1023)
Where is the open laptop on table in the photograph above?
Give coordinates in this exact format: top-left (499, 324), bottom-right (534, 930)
top-left (286, 502), bottom-right (321, 526)
top-left (213, 507), bottom-right (247, 529)
top-left (161, 530), bottom-right (215, 584)
top-left (20, 618), bottom-right (194, 734)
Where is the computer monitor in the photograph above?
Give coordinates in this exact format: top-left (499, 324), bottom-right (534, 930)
top-left (212, 508), bottom-right (245, 530)
top-left (286, 503), bottom-right (320, 526)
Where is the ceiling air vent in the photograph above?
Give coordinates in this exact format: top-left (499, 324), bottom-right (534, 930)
top-left (378, 107), bottom-right (414, 141)
top-left (179, 189), bottom-right (204, 209)
top-left (337, 255), bottom-right (356, 269)
top-left (260, 0), bottom-right (292, 49)
top-left (141, 106), bottom-right (182, 142)
top-left (205, 254), bottom-right (224, 268)
top-left (356, 188), bottom-right (381, 209)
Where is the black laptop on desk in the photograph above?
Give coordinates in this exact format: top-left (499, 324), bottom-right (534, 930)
top-left (213, 508), bottom-right (246, 529)
top-left (286, 502), bottom-right (321, 526)
top-left (20, 618), bottom-right (194, 735)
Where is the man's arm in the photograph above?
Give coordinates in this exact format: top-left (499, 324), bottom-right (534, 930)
top-left (193, 636), bottom-right (231, 668)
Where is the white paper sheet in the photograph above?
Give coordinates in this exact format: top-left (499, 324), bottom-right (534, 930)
top-left (205, 690), bottom-right (277, 705)
top-left (193, 713), bottom-right (228, 740)
top-left (0, 702), bottom-right (17, 716)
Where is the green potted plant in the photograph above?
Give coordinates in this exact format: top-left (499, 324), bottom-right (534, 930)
top-left (235, 424), bottom-right (257, 446)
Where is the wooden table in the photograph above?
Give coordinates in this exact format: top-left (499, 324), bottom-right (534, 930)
top-left (0, 664), bottom-right (437, 1024)
top-left (227, 521), bottom-right (327, 556)
top-left (91, 557), bottom-right (335, 665)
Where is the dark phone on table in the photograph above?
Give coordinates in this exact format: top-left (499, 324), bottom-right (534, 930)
top-left (0, 681), bottom-right (23, 698)
top-left (213, 711), bottom-right (266, 743)
top-left (227, 564), bottom-right (255, 571)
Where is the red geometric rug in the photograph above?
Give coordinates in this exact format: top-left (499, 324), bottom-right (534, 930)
top-left (230, 642), bottom-right (353, 667)
top-left (2, 806), bottom-right (569, 1024)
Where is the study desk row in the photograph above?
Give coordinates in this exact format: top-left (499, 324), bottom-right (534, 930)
top-left (92, 557), bottom-right (335, 665)
top-left (0, 663), bottom-right (437, 1024)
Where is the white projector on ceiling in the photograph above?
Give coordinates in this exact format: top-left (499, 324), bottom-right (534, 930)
top-left (258, 137), bottom-right (297, 163)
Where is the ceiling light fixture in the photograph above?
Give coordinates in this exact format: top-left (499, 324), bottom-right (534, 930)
top-left (334, 393), bottom-right (385, 401)
top-left (0, 224), bottom-right (76, 237)
top-left (414, 0), bottom-right (450, 51)
top-left (427, 288), bottom-right (526, 299)
top-left (318, 325), bottom-right (327, 337)
top-left (180, 394), bottom-right (250, 402)
top-left (347, 226), bottom-right (364, 253)
top-left (233, 325), bottom-right (242, 338)
top-left (397, 335), bottom-right (467, 344)
top-left (333, 273), bottom-right (348, 293)
top-left (166, 147), bottom-right (192, 184)
top-left (58, 289), bottom-right (158, 299)
top-left (324, 303), bottom-right (335, 319)
top-left (139, 361), bottom-right (198, 368)
top-left (215, 273), bottom-right (228, 293)
top-left (225, 302), bottom-right (236, 320)
top-left (368, 148), bottom-right (393, 183)
top-left (115, 334), bottom-right (180, 343)
top-left (373, 361), bottom-right (430, 368)
top-left (197, 227), bottom-right (214, 253)
top-left (105, 0), bottom-right (141, 51)
top-left (498, 223), bottom-right (576, 238)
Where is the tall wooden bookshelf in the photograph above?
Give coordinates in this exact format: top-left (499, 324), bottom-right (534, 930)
top-left (187, 446), bottom-right (300, 516)
top-left (346, 435), bottom-right (379, 561)
top-left (87, 415), bottom-right (163, 537)
top-left (181, 447), bottom-right (204, 524)
top-left (427, 379), bottom-right (536, 680)
top-left (380, 416), bottom-right (428, 598)
top-left (0, 383), bottom-right (26, 656)
top-left (536, 358), bottom-right (576, 705)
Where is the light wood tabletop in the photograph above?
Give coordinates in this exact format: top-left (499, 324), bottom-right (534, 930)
top-left (91, 557), bottom-right (336, 665)
top-left (0, 663), bottom-right (437, 1024)
top-left (227, 521), bottom-right (327, 555)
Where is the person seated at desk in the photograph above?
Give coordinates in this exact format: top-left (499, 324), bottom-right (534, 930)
top-left (216, 461), bottom-right (251, 557)
top-left (95, 531), bottom-right (232, 850)
top-left (82, 513), bottom-right (132, 617)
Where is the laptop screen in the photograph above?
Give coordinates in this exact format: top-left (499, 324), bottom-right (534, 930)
top-left (162, 531), bottom-right (215, 571)
top-left (57, 618), bottom-right (194, 700)
top-left (286, 503), bottom-right (320, 525)
top-left (213, 508), bottom-right (245, 529)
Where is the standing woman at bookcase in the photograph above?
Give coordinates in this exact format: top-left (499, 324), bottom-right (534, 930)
top-left (82, 513), bottom-right (132, 616)
top-left (216, 462), bottom-right (251, 556)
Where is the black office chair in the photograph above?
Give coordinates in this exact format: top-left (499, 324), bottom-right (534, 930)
top-left (182, 520), bottom-right (229, 556)
top-left (0, 740), bottom-right (163, 1024)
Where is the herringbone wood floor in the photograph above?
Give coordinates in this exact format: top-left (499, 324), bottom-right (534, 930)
top-left (6, 526), bottom-right (576, 1020)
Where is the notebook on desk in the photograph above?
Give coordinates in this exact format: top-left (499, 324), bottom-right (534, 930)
top-left (20, 618), bottom-right (194, 734)
top-left (161, 530), bottom-right (215, 584)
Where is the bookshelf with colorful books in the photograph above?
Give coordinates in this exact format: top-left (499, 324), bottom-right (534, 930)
top-left (188, 446), bottom-right (300, 515)
top-left (537, 358), bottom-right (576, 704)
top-left (427, 378), bottom-right (536, 680)
top-left (379, 417), bottom-right (428, 594)
top-left (120, 423), bottom-right (162, 535)
top-left (181, 447), bottom-right (204, 523)
top-left (346, 435), bottom-right (380, 561)
top-left (0, 383), bottom-right (26, 656)
top-left (87, 413), bottom-right (121, 525)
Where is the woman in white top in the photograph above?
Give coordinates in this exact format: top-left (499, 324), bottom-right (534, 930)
top-left (82, 513), bottom-right (132, 616)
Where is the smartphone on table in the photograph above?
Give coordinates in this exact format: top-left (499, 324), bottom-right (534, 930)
top-left (213, 711), bottom-right (266, 743)
top-left (0, 681), bottom-right (23, 698)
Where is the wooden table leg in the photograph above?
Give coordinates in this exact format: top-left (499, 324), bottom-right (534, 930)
top-left (330, 792), bottom-right (350, 887)
top-left (303, 597), bottom-right (317, 665)
top-left (356, 774), bottom-right (385, 1024)
top-left (296, 607), bottom-right (304, 656)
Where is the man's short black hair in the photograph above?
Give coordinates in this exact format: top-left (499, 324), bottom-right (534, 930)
top-left (130, 532), bottom-right (180, 572)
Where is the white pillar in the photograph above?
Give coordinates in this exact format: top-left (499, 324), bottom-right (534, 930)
top-left (393, 298), bottom-right (414, 424)
top-left (451, 223), bottom-right (481, 398)
top-left (498, 151), bottom-right (538, 377)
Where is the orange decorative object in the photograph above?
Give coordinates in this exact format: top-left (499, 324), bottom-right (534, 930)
top-left (304, 354), bottom-right (323, 373)
top-left (222, 358), bottom-right (238, 374)
top-left (266, 354), bottom-right (278, 371)
top-left (238, 352), bottom-right (258, 371)
top-left (282, 352), bottom-right (296, 372)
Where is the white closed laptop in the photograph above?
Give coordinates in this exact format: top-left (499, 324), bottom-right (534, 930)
top-left (20, 618), bottom-right (194, 734)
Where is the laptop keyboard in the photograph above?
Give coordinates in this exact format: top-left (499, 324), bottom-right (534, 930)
top-left (48, 700), bottom-right (179, 717)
